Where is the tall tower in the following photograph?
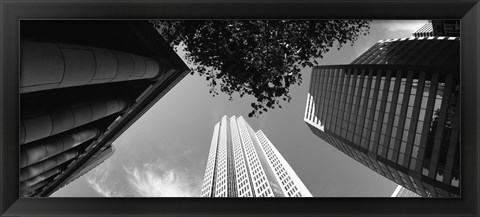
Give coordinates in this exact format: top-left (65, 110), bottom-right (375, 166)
top-left (412, 20), bottom-right (460, 37)
top-left (201, 115), bottom-right (312, 197)
top-left (391, 185), bottom-right (421, 197)
top-left (305, 37), bottom-right (460, 198)
top-left (19, 21), bottom-right (190, 197)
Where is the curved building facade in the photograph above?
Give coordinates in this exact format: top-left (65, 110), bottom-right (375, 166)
top-left (19, 20), bottom-right (190, 197)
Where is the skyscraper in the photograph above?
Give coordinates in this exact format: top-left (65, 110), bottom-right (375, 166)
top-left (413, 20), bottom-right (460, 37)
top-left (19, 21), bottom-right (190, 197)
top-left (412, 22), bottom-right (434, 37)
top-left (391, 185), bottom-right (421, 197)
top-left (201, 115), bottom-right (312, 197)
top-left (304, 36), bottom-right (460, 197)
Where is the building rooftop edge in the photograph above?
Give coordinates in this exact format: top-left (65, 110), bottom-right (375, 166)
top-left (377, 36), bottom-right (459, 43)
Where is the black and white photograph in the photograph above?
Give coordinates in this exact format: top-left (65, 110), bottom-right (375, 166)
top-left (18, 19), bottom-right (461, 199)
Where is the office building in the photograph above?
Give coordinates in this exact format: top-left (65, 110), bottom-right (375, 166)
top-left (304, 36), bottom-right (460, 197)
top-left (413, 20), bottom-right (460, 37)
top-left (412, 22), bottom-right (434, 37)
top-left (19, 21), bottom-right (190, 197)
top-left (201, 115), bottom-right (312, 197)
top-left (391, 185), bottom-right (421, 197)
top-left (51, 144), bottom-right (116, 194)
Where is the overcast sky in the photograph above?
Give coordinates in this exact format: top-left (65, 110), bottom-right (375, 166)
top-left (51, 20), bottom-right (428, 197)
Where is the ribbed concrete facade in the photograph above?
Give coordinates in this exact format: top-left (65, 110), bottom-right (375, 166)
top-left (20, 97), bottom-right (127, 145)
top-left (20, 126), bottom-right (99, 168)
top-left (201, 115), bottom-right (312, 197)
top-left (305, 37), bottom-right (460, 198)
top-left (19, 21), bottom-right (190, 197)
top-left (54, 145), bottom-right (116, 193)
top-left (21, 42), bottom-right (162, 93)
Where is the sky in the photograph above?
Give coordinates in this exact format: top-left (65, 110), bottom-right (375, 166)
top-left (51, 20), bottom-right (428, 198)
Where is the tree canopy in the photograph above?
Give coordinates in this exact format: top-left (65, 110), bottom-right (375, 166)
top-left (151, 20), bottom-right (370, 117)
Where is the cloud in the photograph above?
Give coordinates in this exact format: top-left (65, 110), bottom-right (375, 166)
top-left (85, 160), bottom-right (128, 197)
top-left (124, 161), bottom-right (201, 197)
top-left (87, 178), bottom-right (124, 197)
top-left (84, 152), bottom-right (202, 197)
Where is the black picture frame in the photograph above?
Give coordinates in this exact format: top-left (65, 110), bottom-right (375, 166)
top-left (1, 0), bottom-right (478, 216)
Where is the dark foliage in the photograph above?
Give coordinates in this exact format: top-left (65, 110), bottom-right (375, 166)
top-left (151, 20), bottom-right (370, 117)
